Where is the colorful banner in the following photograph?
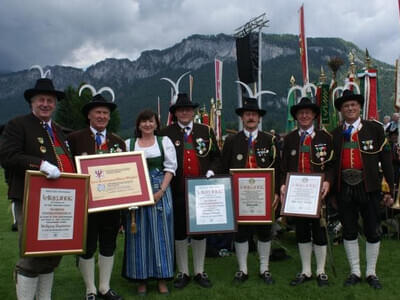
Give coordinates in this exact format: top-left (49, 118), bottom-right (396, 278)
top-left (299, 4), bottom-right (309, 85)
top-left (358, 69), bottom-right (379, 120)
top-left (317, 83), bottom-right (332, 130)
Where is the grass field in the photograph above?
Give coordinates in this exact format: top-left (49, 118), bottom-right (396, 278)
top-left (0, 169), bottom-right (399, 299)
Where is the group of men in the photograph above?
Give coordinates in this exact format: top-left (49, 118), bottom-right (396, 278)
top-left (0, 74), bottom-right (395, 300)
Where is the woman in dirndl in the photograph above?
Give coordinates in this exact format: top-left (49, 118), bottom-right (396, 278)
top-left (122, 109), bottom-right (177, 295)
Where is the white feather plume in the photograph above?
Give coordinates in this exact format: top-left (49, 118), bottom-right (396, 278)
top-left (79, 84), bottom-right (97, 97)
top-left (30, 65), bottom-right (51, 79)
top-left (97, 87), bottom-right (115, 102)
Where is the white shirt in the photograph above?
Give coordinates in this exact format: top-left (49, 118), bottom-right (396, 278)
top-left (90, 126), bottom-right (107, 144)
top-left (125, 136), bottom-right (177, 175)
top-left (243, 128), bottom-right (258, 140)
top-left (298, 125), bottom-right (314, 136)
top-left (178, 121), bottom-right (193, 135)
top-left (344, 117), bottom-right (361, 134)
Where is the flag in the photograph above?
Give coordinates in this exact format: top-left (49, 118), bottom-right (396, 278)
top-left (189, 75), bottom-right (194, 100)
top-left (215, 59), bottom-right (223, 147)
top-left (299, 4), bottom-right (309, 85)
top-left (358, 68), bottom-right (379, 120)
top-left (329, 79), bottom-right (340, 128)
top-left (395, 59), bottom-right (400, 110)
top-left (286, 88), bottom-right (296, 132)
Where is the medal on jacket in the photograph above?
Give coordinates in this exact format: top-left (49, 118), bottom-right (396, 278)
top-left (37, 137), bottom-right (44, 144)
top-left (175, 140), bottom-right (181, 147)
top-left (362, 140), bottom-right (373, 150)
top-left (237, 154), bottom-right (243, 161)
top-left (290, 149), bottom-right (296, 156)
top-left (40, 146), bottom-right (47, 153)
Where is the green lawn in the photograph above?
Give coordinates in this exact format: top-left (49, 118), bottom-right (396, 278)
top-left (0, 168), bottom-right (399, 299)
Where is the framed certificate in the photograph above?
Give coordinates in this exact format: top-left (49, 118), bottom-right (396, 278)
top-left (185, 176), bottom-right (237, 235)
top-left (281, 173), bottom-right (324, 218)
top-left (75, 151), bottom-right (154, 213)
top-left (22, 171), bottom-right (89, 257)
top-left (230, 168), bottom-right (275, 224)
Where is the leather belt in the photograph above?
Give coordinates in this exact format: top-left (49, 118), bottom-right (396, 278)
top-left (341, 169), bottom-right (363, 186)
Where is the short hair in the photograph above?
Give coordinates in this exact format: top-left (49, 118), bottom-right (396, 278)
top-left (135, 109), bottom-right (160, 138)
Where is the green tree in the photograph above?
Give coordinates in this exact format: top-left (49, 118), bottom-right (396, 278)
top-left (55, 85), bottom-right (121, 133)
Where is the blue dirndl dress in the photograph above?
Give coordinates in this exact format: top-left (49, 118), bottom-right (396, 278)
top-left (122, 137), bottom-right (174, 281)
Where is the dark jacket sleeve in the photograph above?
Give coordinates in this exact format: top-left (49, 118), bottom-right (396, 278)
top-left (0, 117), bottom-right (42, 170)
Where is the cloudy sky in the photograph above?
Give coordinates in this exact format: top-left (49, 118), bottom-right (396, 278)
top-left (1, 0), bottom-right (400, 72)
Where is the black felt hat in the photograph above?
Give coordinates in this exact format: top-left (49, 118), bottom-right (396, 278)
top-left (81, 94), bottom-right (117, 116)
top-left (169, 93), bottom-right (199, 114)
top-left (24, 78), bottom-right (65, 103)
top-left (235, 96), bottom-right (266, 116)
top-left (290, 97), bottom-right (320, 120)
top-left (334, 89), bottom-right (364, 111)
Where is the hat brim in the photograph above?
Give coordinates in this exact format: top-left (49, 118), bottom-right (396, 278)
top-left (290, 104), bottom-right (320, 120)
top-left (334, 94), bottom-right (364, 111)
top-left (82, 102), bottom-right (117, 116)
top-left (235, 108), bottom-right (266, 117)
top-left (169, 102), bottom-right (199, 114)
top-left (24, 89), bottom-right (65, 102)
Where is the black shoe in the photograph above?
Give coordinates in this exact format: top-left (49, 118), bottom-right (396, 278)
top-left (97, 289), bottom-right (122, 300)
top-left (194, 272), bottom-right (212, 288)
top-left (85, 293), bottom-right (97, 300)
top-left (11, 223), bottom-right (17, 232)
top-left (259, 271), bottom-right (274, 285)
top-left (290, 273), bottom-right (312, 286)
top-left (366, 275), bottom-right (382, 289)
top-left (344, 274), bottom-right (361, 286)
top-left (173, 272), bottom-right (191, 289)
top-left (233, 271), bottom-right (249, 284)
top-left (317, 273), bottom-right (329, 287)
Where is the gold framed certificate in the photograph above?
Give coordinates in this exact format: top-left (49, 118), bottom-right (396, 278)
top-left (75, 151), bottom-right (154, 213)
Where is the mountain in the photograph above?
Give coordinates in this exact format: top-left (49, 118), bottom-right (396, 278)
top-left (0, 33), bottom-right (395, 136)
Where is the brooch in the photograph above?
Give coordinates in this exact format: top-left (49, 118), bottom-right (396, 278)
top-left (109, 144), bottom-right (123, 153)
top-left (361, 140), bottom-right (373, 150)
top-left (196, 138), bottom-right (207, 155)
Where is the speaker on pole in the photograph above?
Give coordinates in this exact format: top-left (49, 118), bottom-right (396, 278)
top-left (235, 32), bottom-right (259, 84)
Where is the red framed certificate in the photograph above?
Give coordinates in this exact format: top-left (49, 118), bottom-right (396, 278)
top-left (22, 171), bottom-right (89, 257)
top-left (230, 168), bottom-right (275, 224)
top-left (75, 151), bottom-right (154, 213)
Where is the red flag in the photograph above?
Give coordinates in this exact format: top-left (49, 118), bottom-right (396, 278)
top-left (299, 4), bottom-right (309, 85)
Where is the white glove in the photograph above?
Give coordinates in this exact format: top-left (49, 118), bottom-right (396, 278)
top-left (205, 170), bottom-right (215, 178)
top-left (40, 161), bottom-right (61, 179)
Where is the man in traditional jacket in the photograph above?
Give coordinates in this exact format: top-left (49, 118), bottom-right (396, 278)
top-left (0, 78), bottom-right (75, 299)
top-left (280, 97), bottom-right (334, 287)
top-left (332, 90), bottom-right (394, 289)
top-left (68, 93), bottom-right (125, 300)
top-left (159, 93), bottom-right (221, 289)
top-left (220, 96), bottom-right (280, 285)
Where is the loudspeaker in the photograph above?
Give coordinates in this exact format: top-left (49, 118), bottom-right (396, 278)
top-left (236, 33), bottom-right (259, 84)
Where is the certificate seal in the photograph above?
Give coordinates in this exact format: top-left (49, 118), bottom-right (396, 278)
top-left (291, 149), bottom-right (296, 156)
top-left (97, 184), bottom-right (106, 192)
top-left (236, 154), bottom-right (243, 161)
